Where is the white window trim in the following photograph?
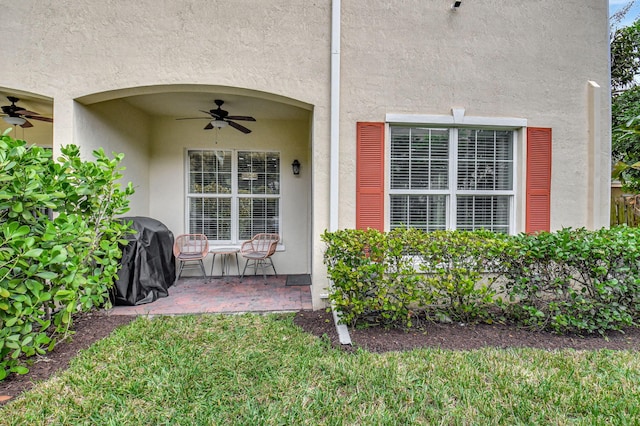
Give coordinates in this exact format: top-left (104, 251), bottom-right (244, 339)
top-left (386, 110), bottom-right (527, 129)
top-left (386, 110), bottom-right (521, 234)
top-left (185, 149), bottom-right (282, 245)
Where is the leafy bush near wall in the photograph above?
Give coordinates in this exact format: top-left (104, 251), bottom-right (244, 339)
top-left (497, 227), bottom-right (640, 335)
top-left (0, 132), bottom-right (134, 380)
top-left (323, 226), bottom-right (640, 335)
top-left (322, 228), bottom-right (506, 327)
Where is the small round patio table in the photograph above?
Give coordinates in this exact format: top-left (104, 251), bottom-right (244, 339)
top-left (209, 247), bottom-right (240, 281)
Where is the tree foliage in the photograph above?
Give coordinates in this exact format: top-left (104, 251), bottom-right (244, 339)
top-left (611, 20), bottom-right (640, 93)
top-left (611, 4), bottom-right (640, 192)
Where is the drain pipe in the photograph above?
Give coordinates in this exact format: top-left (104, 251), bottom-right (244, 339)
top-left (329, 0), bottom-right (351, 345)
top-left (329, 0), bottom-right (340, 233)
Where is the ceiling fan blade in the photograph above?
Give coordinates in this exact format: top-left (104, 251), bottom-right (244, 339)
top-left (176, 117), bottom-right (210, 120)
top-left (15, 108), bottom-right (40, 116)
top-left (199, 110), bottom-right (215, 116)
top-left (25, 115), bottom-right (53, 123)
top-left (204, 122), bottom-right (214, 130)
top-left (228, 120), bottom-right (251, 134)
top-left (226, 115), bottom-right (256, 122)
top-left (20, 119), bottom-right (33, 128)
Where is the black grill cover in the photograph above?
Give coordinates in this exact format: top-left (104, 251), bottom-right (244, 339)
top-left (111, 216), bottom-right (176, 306)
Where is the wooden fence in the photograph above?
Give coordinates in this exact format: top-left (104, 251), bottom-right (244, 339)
top-left (611, 195), bottom-right (640, 227)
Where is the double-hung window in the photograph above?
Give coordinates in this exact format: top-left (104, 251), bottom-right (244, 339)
top-left (389, 127), bottom-right (514, 233)
top-left (187, 150), bottom-right (280, 243)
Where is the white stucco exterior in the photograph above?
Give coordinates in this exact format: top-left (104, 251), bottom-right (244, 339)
top-left (0, 1), bottom-right (611, 309)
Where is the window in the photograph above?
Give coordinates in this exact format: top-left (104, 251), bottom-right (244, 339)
top-left (187, 150), bottom-right (280, 243)
top-left (389, 127), bottom-right (514, 233)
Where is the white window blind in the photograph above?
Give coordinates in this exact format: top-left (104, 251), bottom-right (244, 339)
top-left (187, 150), bottom-right (280, 243)
top-left (390, 127), bottom-right (515, 233)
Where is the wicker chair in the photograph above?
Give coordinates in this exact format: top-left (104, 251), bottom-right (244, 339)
top-left (239, 233), bottom-right (280, 281)
top-left (173, 234), bottom-right (209, 278)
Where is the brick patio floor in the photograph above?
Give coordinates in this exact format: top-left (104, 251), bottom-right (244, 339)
top-left (106, 275), bottom-right (313, 316)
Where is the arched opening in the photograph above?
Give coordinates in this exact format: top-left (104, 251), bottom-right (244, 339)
top-left (73, 85), bottom-right (314, 307)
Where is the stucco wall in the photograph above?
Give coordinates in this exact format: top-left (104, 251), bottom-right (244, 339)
top-left (0, 1), bottom-right (330, 106)
top-left (339, 0), bottom-right (611, 231)
top-left (75, 100), bottom-right (151, 215)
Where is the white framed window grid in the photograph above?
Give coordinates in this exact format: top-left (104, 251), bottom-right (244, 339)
top-left (389, 126), bottom-right (517, 234)
top-left (186, 149), bottom-right (281, 244)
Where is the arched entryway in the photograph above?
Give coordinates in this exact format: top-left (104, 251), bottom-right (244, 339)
top-left (73, 85), bottom-right (314, 309)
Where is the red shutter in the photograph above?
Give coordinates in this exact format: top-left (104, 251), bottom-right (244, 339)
top-left (526, 127), bottom-right (552, 233)
top-left (356, 122), bottom-right (385, 230)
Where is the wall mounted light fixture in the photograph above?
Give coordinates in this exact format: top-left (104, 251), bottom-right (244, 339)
top-left (451, 1), bottom-right (462, 10)
top-left (292, 159), bottom-right (301, 175)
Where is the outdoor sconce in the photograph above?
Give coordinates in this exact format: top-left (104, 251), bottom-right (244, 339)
top-left (292, 159), bottom-right (301, 175)
top-left (451, 1), bottom-right (462, 10)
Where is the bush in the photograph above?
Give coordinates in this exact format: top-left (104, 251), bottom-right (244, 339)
top-left (322, 228), bottom-right (506, 327)
top-left (498, 227), bottom-right (640, 335)
top-left (322, 228), bottom-right (421, 327)
top-left (0, 132), bottom-right (134, 379)
top-left (323, 226), bottom-right (640, 335)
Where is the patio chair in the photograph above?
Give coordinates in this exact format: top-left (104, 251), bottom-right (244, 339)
top-left (240, 233), bottom-right (280, 282)
top-left (173, 234), bottom-right (209, 279)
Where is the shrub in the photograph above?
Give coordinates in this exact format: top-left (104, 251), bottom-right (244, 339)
top-left (413, 229), bottom-right (507, 323)
top-left (322, 228), bottom-right (506, 327)
top-left (497, 227), bottom-right (640, 335)
top-left (324, 226), bottom-right (640, 335)
top-left (322, 228), bottom-right (422, 327)
top-left (0, 133), bottom-right (134, 379)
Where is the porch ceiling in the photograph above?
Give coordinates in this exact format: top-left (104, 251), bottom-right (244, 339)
top-left (123, 92), bottom-right (310, 121)
top-left (1, 89), bottom-right (310, 122)
top-left (0, 89), bottom-right (53, 116)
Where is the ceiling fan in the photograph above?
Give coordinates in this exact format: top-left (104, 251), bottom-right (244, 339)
top-left (1, 96), bottom-right (53, 128)
top-left (176, 99), bottom-right (256, 134)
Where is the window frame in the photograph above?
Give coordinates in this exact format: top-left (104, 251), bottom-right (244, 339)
top-left (185, 149), bottom-right (282, 245)
top-left (387, 125), bottom-right (519, 234)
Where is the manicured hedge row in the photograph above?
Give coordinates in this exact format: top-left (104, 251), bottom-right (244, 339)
top-left (499, 227), bottom-right (640, 334)
top-left (322, 227), bottom-right (640, 335)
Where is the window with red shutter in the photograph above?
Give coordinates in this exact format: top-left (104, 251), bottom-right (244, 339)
top-left (389, 126), bottom-right (514, 233)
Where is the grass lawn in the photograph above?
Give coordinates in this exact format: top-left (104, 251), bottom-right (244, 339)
top-left (1, 314), bottom-right (639, 425)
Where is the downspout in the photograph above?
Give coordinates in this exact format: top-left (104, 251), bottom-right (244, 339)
top-left (329, 0), bottom-right (340, 233)
top-left (329, 0), bottom-right (351, 345)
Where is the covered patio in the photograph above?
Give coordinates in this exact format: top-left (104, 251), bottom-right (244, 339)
top-left (107, 275), bottom-right (313, 316)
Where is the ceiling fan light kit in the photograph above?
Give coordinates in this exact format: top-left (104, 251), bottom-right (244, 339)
top-left (211, 119), bottom-right (228, 128)
top-left (3, 116), bottom-right (26, 126)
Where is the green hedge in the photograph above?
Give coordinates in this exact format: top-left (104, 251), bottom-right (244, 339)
top-left (322, 228), bottom-right (507, 327)
top-left (322, 227), bottom-right (640, 335)
top-left (0, 133), bottom-right (134, 379)
top-left (498, 227), bottom-right (640, 335)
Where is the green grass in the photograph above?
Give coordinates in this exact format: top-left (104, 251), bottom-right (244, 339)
top-left (1, 314), bottom-right (639, 425)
